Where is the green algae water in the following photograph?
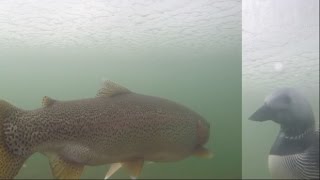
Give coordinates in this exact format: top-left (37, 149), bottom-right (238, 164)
top-left (0, 0), bottom-right (241, 179)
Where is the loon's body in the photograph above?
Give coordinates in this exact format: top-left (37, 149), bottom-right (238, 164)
top-left (0, 81), bottom-right (212, 179)
top-left (250, 88), bottom-right (319, 179)
top-left (268, 128), bottom-right (319, 179)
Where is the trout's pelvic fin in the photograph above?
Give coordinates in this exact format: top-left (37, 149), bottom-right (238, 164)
top-left (104, 159), bottom-right (144, 180)
top-left (193, 146), bottom-right (213, 159)
top-left (46, 153), bottom-right (84, 179)
top-left (0, 100), bottom-right (28, 179)
top-left (42, 96), bottom-right (57, 107)
top-left (123, 159), bottom-right (144, 179)
top-left (97, 80), bottom-right (131, 97)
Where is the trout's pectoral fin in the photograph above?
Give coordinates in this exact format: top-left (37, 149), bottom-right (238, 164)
top-left (47, 153), bottom-right (84, 179)
top-left (104, 163), bottom-right (122, 179)
top-left (104, 159), bottom-right (144, 179)
top-left (193, 146), bottom-right (213, 159)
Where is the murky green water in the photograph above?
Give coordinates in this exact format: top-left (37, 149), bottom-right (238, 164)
top-left (0, 48), bottom-right (241, 179)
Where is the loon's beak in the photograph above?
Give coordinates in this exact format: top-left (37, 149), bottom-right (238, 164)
top-left (249, 104), bottom-right (274, 122)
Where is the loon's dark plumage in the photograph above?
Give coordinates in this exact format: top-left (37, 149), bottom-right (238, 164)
top-left (249, 88), bottom-right (319, 179)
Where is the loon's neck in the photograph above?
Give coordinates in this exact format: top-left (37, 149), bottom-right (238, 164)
top-left (270, 124), bottom-right (316, 156)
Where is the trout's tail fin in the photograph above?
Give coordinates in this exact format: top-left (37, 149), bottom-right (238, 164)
top-left (0, 100), bottom-right (28, 179)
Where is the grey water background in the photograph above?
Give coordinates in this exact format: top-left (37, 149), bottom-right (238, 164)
top-left (242, 0), bottom-right (319, 179)
top-left (0, 0), bottom-right (241, 179)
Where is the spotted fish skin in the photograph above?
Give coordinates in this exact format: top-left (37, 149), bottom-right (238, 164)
top-left (250, 88), bottom-right (319, 179)
top-left (2, 86), bottom-right (210, 166)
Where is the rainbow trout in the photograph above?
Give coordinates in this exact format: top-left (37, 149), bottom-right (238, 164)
top-left (0, 81), bottom-right (211, 179)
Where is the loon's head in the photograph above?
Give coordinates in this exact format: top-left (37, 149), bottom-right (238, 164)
top-left (249, 88), bottom-right (315, 129)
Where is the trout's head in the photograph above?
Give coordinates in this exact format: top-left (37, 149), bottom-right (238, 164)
top-left (195, 115), bottom-right (210, 146)
top-left (191, 114), bottom-right (212, 159)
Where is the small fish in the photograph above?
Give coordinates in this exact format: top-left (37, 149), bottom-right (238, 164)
top-left (0, 80), bottom-right (212, 179)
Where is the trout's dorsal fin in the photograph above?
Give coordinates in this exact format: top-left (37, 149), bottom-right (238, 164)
top-left (97, 80), bottom-right (131, 97)
top-left (42, 96), bottom-right (57, 107)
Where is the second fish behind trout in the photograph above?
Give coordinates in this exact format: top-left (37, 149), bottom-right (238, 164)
top-left (0, 80), bottom-right (212, 179)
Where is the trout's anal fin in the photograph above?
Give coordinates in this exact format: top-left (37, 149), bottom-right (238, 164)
top-left (104, 159), bottom-right (144, 179)
top-left (47, 153), bottom-right (84, 179)
top-left (193, 146), bottom-right (213, 159)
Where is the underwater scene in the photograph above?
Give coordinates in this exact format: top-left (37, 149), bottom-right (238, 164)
top-left (1, 0), bottom-right (318, 179)
top-left (242, 0), bottom-right (319, 179)
top-left (0, 0), bottom-right (241, 179)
